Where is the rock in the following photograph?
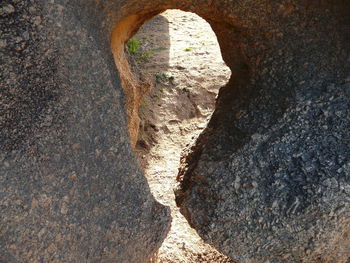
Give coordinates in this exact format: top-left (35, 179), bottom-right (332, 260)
top-left (175, 1), bottom-right (350, 263)
top-left (0, 0), bottom-right (170, 262)
top-left (2, 4), bottom-right (15, 14)
top-left (0, 39), bottom-right (6, 48)
top-left (1, 0), bottom-right (349, 262)
top-left (344, 83), bottom-right (350, 97)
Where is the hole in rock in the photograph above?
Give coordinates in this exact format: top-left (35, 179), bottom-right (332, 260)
top-left (114, 9), bottom-right (233, 263)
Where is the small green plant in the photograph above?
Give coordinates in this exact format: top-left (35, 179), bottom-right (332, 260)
top-left (136, 50), bottom-right (154, 64)
top-left (142, 50), bottom-right (155, 61)
top-left (126, 37), bottom-right (140, 55)
top-left (145, 50), bottom-right (155, 56)
top-left (139, 98), bottom-right (147, 109)
top-left (155, 72), bottom-right (171, 83)
top-left (127, 38), bottom-right (167, 65)
top-left (184, 47), bottom-right (193, 52)
top-left (153, 46), bottom-right (167, 52)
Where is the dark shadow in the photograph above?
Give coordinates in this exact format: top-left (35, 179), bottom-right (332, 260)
top-left (129, 13), bottom-right (171, 158)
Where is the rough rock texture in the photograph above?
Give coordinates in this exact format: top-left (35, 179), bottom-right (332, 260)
top-left (175, 1), bottom-right (350, 263)
top-left (0, 0), bottom-right (170, 262)
top-left (1, 0), bottom-right (350, 262)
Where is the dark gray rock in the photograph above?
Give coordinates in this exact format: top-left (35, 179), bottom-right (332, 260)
top-left (0, 0), bottom-right (170, 262)
top-left (176, 1), bottom-right (350, 263)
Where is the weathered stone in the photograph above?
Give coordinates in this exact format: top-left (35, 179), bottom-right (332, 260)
top-left (1, 4), bottom-right (15, 15)
top-left (0, 0), bottom-right (170, 262)
top-left (1, 0), bottom-right (349, 262)
top-left (175, 1), bottom-right (350, 263)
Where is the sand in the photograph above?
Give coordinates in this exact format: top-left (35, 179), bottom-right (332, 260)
top-left (132, 9), bottom-right (233, 263)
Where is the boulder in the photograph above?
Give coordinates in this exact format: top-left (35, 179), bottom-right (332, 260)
top-left (0, 0), bottom-right (170, 262)
top-left (176, 1), bottom-right (350, 262)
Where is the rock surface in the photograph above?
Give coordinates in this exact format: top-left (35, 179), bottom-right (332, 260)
top-left (0, 0), bottom-right (170, 262)
top-left (175, 1), bottom-right (350, 263)
top-left (1, 0), bottom-right (350, 262)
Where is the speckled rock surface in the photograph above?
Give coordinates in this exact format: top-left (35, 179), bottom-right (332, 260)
top-left (175, 1), bottom-right (350, 263)
top-left (0, 0), bottom-right (170, 262)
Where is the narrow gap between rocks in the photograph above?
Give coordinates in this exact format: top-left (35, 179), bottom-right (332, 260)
top-left (114, 10), bottom-right (233, 263)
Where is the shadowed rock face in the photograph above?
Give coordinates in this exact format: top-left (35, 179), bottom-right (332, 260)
top-left (1, 0), bottom-right (349, 263)
top-left (175, 1), bottom-right (350, 263)
top-left (0, 1), bottom-right (170, 262)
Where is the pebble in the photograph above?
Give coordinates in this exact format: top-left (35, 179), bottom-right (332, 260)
top-left (15, 37), bottom-right (22, 43)
top-left (29, 6), bottom-right (37, 13)
top-left (60, 203), bottom-right (68, 214)
top-left (0, 40), bottom-right (6, 49)
top-left (272, 200), bottom-right (279, 209)
top-left (33, 16), bottom-right (42, 26)
top-left (3, 4), bottom-right (15, 14)
top-left (23, 32), bottom-right (30, 40)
